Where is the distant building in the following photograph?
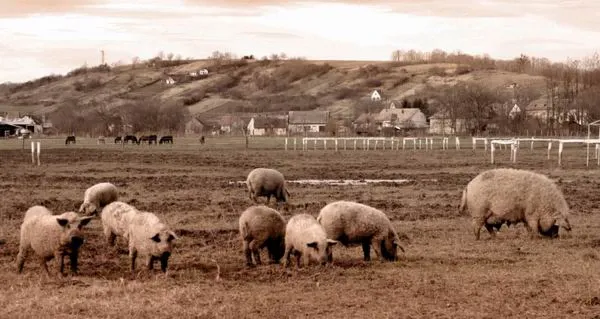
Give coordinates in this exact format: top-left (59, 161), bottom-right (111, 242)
top-left (247, 116), bottom-right (288, 136)
top-left (288, 111), bottom-right (330, 134)
top-left (370, 90), bottom-right (382, 101)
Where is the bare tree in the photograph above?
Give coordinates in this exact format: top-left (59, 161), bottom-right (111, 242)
top-left (167, 52), bottom-right (174, 61)
top-left (131, 56), bottom-right (140, 69)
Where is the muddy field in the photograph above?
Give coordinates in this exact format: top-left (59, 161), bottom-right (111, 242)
top-left (0, 144), bottom-right (599, 318)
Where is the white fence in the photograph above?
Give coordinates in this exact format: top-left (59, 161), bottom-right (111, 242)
top-left (286, 137), bottom-right (461, 151)
top-left (283, 136), bottom-right (600, 167)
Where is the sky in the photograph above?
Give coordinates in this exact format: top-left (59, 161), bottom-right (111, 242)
top-left (1, 0), bottom-right (599, 83)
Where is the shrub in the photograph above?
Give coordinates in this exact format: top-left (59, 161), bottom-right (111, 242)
top-left (389, 76), bottom-right (410, 89)
top-left (428, 66), bottom-right (447, 77)
top-left (454, 64), bottom-right (473, 75)
top-left (333, 87), bottom-right (357, 100)
top-left (182, 90), bottom-right (206, 106)
top-left (67, 64), bottom-right (111, 77)
top-left (10, 74), bottom-right (63, 93)
top-left (73, 78), bottom-right (103, 92)
top-left (364, 78), bottom-right (383, 87)
top-left (207, 75), bottom-right (240, 93)
top-left (272, 62), bottom-right (333, 83)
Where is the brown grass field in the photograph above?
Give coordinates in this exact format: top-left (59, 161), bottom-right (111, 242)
top-left (0, 137), bottom-right (599, 318)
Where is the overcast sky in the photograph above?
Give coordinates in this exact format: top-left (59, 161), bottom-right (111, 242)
top-left (1, 0), bottom-right (599, 83)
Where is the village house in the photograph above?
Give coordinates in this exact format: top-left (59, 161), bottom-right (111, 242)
top-left (184, 117), bottom-right (205, 135)
top-left (0, 115), bottom-right (38, 137)
top-left (288, 110), bottom-right (330, 135)
top-left (370, 90), bottom-right (382, 101)
top-left (247, 116), bottom-right (288, 136)
top-left (375, 102), bottom-right (428, 129)
top-left (353, 113), bottom-right (378, 135)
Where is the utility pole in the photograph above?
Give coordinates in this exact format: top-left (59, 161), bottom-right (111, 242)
top-left (100, 50), bottom-right (105, 65)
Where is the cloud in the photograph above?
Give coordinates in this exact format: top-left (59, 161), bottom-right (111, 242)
top-left (185, 0), bottom-right (600, 30)
top-left (241, 31), bottom-right (303, 39)
top-left (0, 0), bottom-right (102, 17)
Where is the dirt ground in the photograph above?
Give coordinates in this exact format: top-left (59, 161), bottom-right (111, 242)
top-left (0, 145), bottom-right (599, 318)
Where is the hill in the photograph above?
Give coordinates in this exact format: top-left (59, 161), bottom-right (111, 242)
top-left (0, 57), bottom-right (550, 134)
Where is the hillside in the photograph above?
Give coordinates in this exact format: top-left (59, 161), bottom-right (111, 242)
top-left (0, 58), bottom-right (549, 132)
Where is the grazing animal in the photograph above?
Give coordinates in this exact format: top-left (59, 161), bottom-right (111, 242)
top-left (159, 136), bottom-right (173, 144)
top-left (317, 201), bottom-right (404, 262)
top-left (100, 201), bottom-right (141, 248)
top-left (282, 214), bottom-right (337, 268)
top-left (78, 182), bottom-right (119, 216)
top-left (200, 136), bottom-right (205, 144)
top-left (148, 135), bottom-right (158, 144)
top-left (123, 135), bottom-right (137, 144)
top-left (137, 135), bottom-right (150, 144)
top-left (127, 212), bottom-right (177, 277)
top-left (238, 205), bottom-right (286, 267)
top-left (246, 168), bottom-right (291, 207)
top-left (65, 135), bottom-right (76, 145)
top-left (459, 168), bottom-right (572, 240)
top-left (16, 206), bottom-right (94, 276)
top-left (114, 136), bottom-right (122, 144)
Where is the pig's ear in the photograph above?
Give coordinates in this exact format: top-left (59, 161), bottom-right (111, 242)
top-left (150, 234), bottom-right (161, 243)
top-left (306, 241), bottom-right (318, 249)
top-left (56, 218), bottom-right (69, 227)
top-left (167, 231), bottom-right (177, 242)
top-left (327, 239), bottom-right (338, 246)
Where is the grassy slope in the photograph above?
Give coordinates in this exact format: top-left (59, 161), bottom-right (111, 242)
top-left (0, 59), bottom-right (548, 121)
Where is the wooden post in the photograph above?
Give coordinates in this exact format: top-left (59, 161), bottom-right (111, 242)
top-left (31, 141), bottom-right (35, 165)
top-left (36, 142), bottom-right (41, 166)
top-left (490, 143), bottom-right (495, 164)
top-left (558, 141), bottom-right (563, 166)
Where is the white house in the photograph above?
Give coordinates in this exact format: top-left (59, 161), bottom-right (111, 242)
top-left (165, 77), bottom-right (176, 85)
top-left (199, 69), bottom-right (209, 75)
top-left (247, 117), bottom-right (288, 136)
top-left (371, 90), bottom-right (381, 101)
top-left (508, 104), bottom-right (521, 119)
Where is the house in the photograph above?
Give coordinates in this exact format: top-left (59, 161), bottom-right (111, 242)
top-left (288, 110), bottom-right (330, 134)
top-left (508, 104), bottom-right (521, 119)
top-left (353, 113), bottom-right (378, 135)
top-left (371, 90), bottom-right (382, 101)
top-left (184, 117), bottom-right (205, 135)
top-left (428, 111), bottom-right (469, 135)
top-left (375, 104), bottom-right (428, 129)
top-left (165, 77), bottom-right (176, 85)
top-left (247, 116), bottom-right (288, 136)
top-left (199, 69), bottom-right (209, 76)
top-left (0, 116), bottom-right (38, 136)
top-left (219, 114), bottom-right (248, 134)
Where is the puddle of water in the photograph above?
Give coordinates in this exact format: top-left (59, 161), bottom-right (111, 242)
top-left (229, 179), bottom-right (419, 186)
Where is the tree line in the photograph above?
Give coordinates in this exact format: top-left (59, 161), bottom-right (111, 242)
top-left (391, 49), bottom-right (600, 135)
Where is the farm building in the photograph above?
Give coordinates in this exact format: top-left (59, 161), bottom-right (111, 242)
top-left (247, 116), bottom-right (288, 136)
top-left (375, 105), bottom-right (428, 129)
top-left (0, 116), bottom-right (38, 136)
top-left (288, 111), bottom-right (330, 134)
top-left (184, 117), bottom-right (205, 135)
